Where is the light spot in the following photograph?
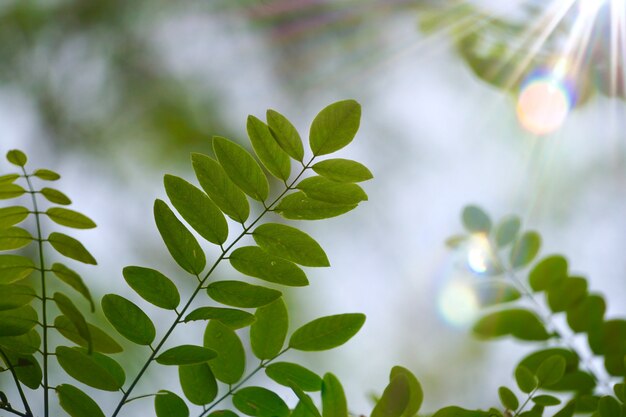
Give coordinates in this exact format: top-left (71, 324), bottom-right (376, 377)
top-left (438, 281), bottom-right (480, 327)
top-left (466, 234), bottom-right (492, 274)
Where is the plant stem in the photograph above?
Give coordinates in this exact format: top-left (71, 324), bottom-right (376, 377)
top-left (513, 387), bottom-right (538, 417)
top-left (0, 348), bottom-right (33, 417)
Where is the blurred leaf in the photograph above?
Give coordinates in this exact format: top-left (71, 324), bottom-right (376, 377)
top-left (498, 386), bottom-right (518, 410)
top-left (552, 402), bottom-right (575, 417)
top-left (53, 292), bottom-right (91, 352)
top-left (184, 307), bottom-right (255, 329)
top-left (532, 395), bottom-right (561, 406)
top-left (51, 263), bottom-right (94, 311)
top-left (0, 227), bottom-right (32, 250)
top-left (123, 266), bottom-right (180, 310)
top-left (0, 184), bottom-right (26, 200)
top-left (309, 100), bottom-right (361, 156)
top-left (536, 355), bottom-right (566, 387)
top-left (48, 232), bottom-right (97, 265)
top-left (370, 373), bottom-right (410, 417)
top-left (56, 384), bottom-right (105, 417)
top-left (154, 199), bottom-right (205, 275)
top-left (46, 208), bottom-right (96, 229)
top-left (6, 150), bottom-right (27, 167)
top-left (321, 373), bottom-right (348, 417)
top-left (56, 346), bottom-right (125, 391)
top-left (253, 223), bottom-right (329, 267)
top-left (0, 174), bottom-right (19, 183)
top-left (566, 294), bottom-right (605, 333)
top-left (275, 191), bottom-right (357, 220)
top-left (0, 284), bottom-right (35, 310)
top-left (266, 109), bottom-right (304, 162)
top-left (495, 216), bottom-right (521, 247)
top-left (289, 313), bottom-right (365, 351)
top-left (33, 169), bottom-right (60, 181)
top-left (13, 354), bottom-right (42, 389)
top-left (462, 205), bottom-right (491, 233)
top-left (230, 246), bottom-right (308, 287)
top-left (519, 348), bottom-right (579, 374)
top-left (247, 115), bottom-right (291, 181)
top-left (209, 411), bottom-right (239, 417)
top-left (547, 277), bottom-right (587, 313)
top-left (233, 386), bottom-right (289, 417)
top-left (155, 390), bottom-right (189, 417)
top-left (203, 320), bottom-right (245, 384)
top-left (311, 158), bottom-right (373, 183)
top-left (207, 281), bottom-right (281, 308)
top-left (515, 365), bottom-right (537, 393)
top-left (475, 282), bottom-right (521, 306)
top-left (390, 366), bottom-right (423, 417)
top-left (473, 309), bottom-right (550, 341)
top-left (529, 255), bottom-right (568, 292)
top-left (0, 206), bottom-right (29, 228)
top-left (431, 407), bottom-right (494, 417)
top-left (179, 363), bottom-right (218, 405)
top-left (101, 294), bottom-right (155, 345)
top-left (40, 188), bottom-right (71, 205)
top-left (0, 329), bottom-right (40, 355)
top-left (547, 371), bottom-right (595, 393)
top-left (251, 298), bottom-right (288, 359)
top-left (297, 176), bottom-right (367, 205)
top-left (54, 316), bottom-right (123, 354)
top-left (0, 255), bottom-right (35, 284)
top-left (0, 305), bottom-right (38, 336)
top-left (614, 383), bottom-right (626, 402)
top-left (265, 362), bottom-right (322, 392)
top-left (156, 345), bottom-right (217, 365)
top-left (510, 232), bottom-right (541, 269)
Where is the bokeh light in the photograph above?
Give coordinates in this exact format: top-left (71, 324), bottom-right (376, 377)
top-left (466, 234), bottom-right (493, 274)
top-left (438, 280), bottom-right (480, 327)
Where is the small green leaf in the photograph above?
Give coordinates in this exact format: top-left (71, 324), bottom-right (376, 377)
top-left (370, 373), bottom-right (410, 417)
top-left (101, 294), bottom-right (155, 345)
top-left (56, 384), bottom-right (105, 417)
top-left (0, 330), bottom-right (41, 355)
top-left (247, 115), bottom-right (291, 181)
top-left (233, 386), bottom-right (290, 417)
top-left (123, 266), bottom-right (180, 310)
top-left (251, 298), bottom-right (288, 359)
top-left (0, 284), bottom-right (35, 311)
top-left (51, 263), bottom-right (94, 311)
top-left (179, 363), bottom-right (218, 405)
top-left (598, 396), bottom-right (621, 417)
top-left (495, 216), bottom-right (521, 247)
top-left (266, 109), bottom-right (304, 162)
top-left (46, 208), bottom-right (96, 229)
top-left (156, 345), bottom-right (217, 365)
top-left (529, 255), bottom-right (568, 292)
top-left (613, 383), bottom-right (626, 402)
top-left (155, 390), bottom-right (189, 417)
top-left (213, 136), bottom-right (269, 201)
top-left (321, 373), bottom-right (348, 417)
top-left (473, 309), bottom-right (550, 341)
top-left (389, 366), bottom-right (423, 417)
top-left (184, 307), bottom-right (255, 329)
top-left (431, 407), bottom-right (494, 417)
top-left (0, 183), bottom-right (26, 199)
top-left (552, 402), bottom-right (575, 417)
top-left (309, 100), bottom-right (361, 156)
top-left (40, 188), bottom-right (72, 205)
top-left (475, 282), bottom-right (521, 306)
top-left (265, 362), bottom-right (322, 392)
top-left (518, 348), bottom-right (579, 374)
top-left (548, 371), bottom-right (596, 393)
top-left (13, 354), bottom-right (42, 389)
top-left (209, 411), bottom-right (239, 417)
top-left (230, 246), bottom-right (308, 287)
top-left (297, 176), bottom-right (368, 205)
top-left (6, 150), bottom-right (27, 167)
top-left (289, 313), bottom-right (366, 351)
top-left (33, 169), bottom-right (61, 181)
top-left (48, 232), bottom-right (97, 265)
top-left (532, 395), bottom-right (561, 406)
top-left (515, 366), bottom-right (537, 393)
top-left (54, 316), bottom-right (123, 354)
top-left (510, 231), bottom-right (541, 269)
top-left (498, 386), bottom-right (519, 410)
top-left (253, 223), bottom-right (329, 267)
top-left (203, 320), bottom-right (246, 384)
top-left (53, 292), bottom-right (92, 352)
top-left (0, 255), bottom-right (35, 284)
top-left (164, 174), bottom-right (229, 245)
top-left (566, 294), bottom-right (605, 333)
top-left (0, 306), bottom-right (38, 336)
top-left (0, 227), bottom-right (32, 250)
top-left (207, 281), bottom-right (281, 308)
top-left (536, 355), bottom-right (566, 387)
top-left (547, 277), bottom-right (588, 313)
top-left (289, 385), bottom-right (322, 417)
top-left (275, 191), bottom-right (357, 220)
top-left (312, 158), bottom-right (373, 183)
top-left (0, 206), bottom-right (29, 228)
top-left (154, 199), bottom-right (205, 275)
top-left (0, 173), bottom-right (19, 183)
top-left (462, 205), bottom-right (491, 233)
top-left (56, 346), bottom-right (125, 391)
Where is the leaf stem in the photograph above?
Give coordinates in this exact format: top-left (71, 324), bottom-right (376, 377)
top-left (0, 348), bottom-right (33, 417)
top-left (513, 387), bottom-right (538, 417)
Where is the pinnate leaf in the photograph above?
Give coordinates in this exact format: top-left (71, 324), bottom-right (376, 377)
top-left (251, 298), bottom-right (288, 359)
top-left (56, 384), bottom-right (105, 417)
top-left (123, 266), bottom-right (180, 310)
top-left (56, 346), bottom-right (125, 391)
top-left (184, 307), bottom-right (255, 329)
top-left (48, 232), bottom-right (97, 265)
top-left (309, 100), bottom-right (361, 156)
top-left (312, 158), bottom-right (373, 183)
top-left (0, 206), bottom-right (29, 228)
top-left (40, 188), bottom-right (71, 205)
top-left (207, 281), bottom-right (281, 308)
top-left (266, 109), bottom-right (304, 162)
top-left (265, 362), bottom-right (322, 392)
top-left (247, 115), bottom-right (291, 181)
top-left (0, 306), bottom-right (38, 336)
top-left (156, 345), bottom-right (217, 365)
top-left (0, 255), bottom-right (35, 284)
top-left (33, 169), bottom-right (60, 181)
top-left (46, 208), bottom-right (96, 229)
top-left (233, 386), bottom-right (290, 417)
top-left (203, 320), bottom-right (245, 384)
top-left (297, 176), bottom-right (367, 205)
top-left (275, 191), bottom-right (357, 220)
top-left (179, 363), bottom-right (218, 405)
top-left (102, 294), bottom-right (155, 345)
top-left (253, 223), bottom-right (329, 267)
top-left (51, 263), bottom-right (94, 311)
top-left (155, 390), bottom-right (189, 417)
top-left (230, 246), bottom-right (308, 287)
top-left (0, 227), bottom-right (32, 250)
top-left (289, 313), bottom-right (365, 351)
top-left (0, 284), bottom-right (35, 310)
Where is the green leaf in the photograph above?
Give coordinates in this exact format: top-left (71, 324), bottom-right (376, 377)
top-left (265, 362), bottom-right (322, 392)
top-left (289, 313), bottom-right (366, 351)
top-left (266, 109), bottom-right (304, 162)
top-left (0, 284), bottom-right (35, 310)
top-left (192, 153), bottom-right (250, 223)
top-left (56, 346), bottom-right (125, 391)
top-left (473, 309), bottom-right (550, 341)
top-left (0, 306), bottom-right (38, 336)
top-left (213, 136), bottom-right (269, 201)
top-left (495, 216), bottom-right (521, 247)
top-left (532, 395), bottom-right (561, 406)
top-left (46, 208), bottom-right (96, 229)
top-left (461, 205), bottom-right (491, 233)
top-left (0, 255), bottom-right (35, 284)
top-left (275, 191), bottom-right (357, 220)
top-left (156, 345), bottom-right (217, 365)
top-left (233, 386), bottom-right (290, 417)
top-left (13, 354), bottom-right (42, 389)
top-left (518, 348), bottom-right (579, 374)
top-left (297, 176), bottom-right (368, 205)
top-left (203, 320), bottom-right (245, 384)
top-left (536, 355), bottom-right (566, 387)
top-left (179, 363), bottom-right (218, 405)
top-left (164, 174), bottom-right (228, 245)
top-left (547, 277), bottom-right (588, 312)
top-left (598, 396), bottom-right (621, 417)
top-left (0, 227), bottom-right (32, 250)
top-left (0, 183), bottom-right (26, 199)
top-left (51, 263), bottom-right (94, 311)
top-left (251, 298), bottom-right (288, 359)
top-left (0, 173), bottom-right (19, 183)
top-left (209, 411), bottom-right (239, 417)
top-left (123, 266), bottom-right (180, 310)
top-left (0, 206), bottom-right (29, 228)
top-left (101, 294), bottom-right (155, 345)
top-left (431, 407), bottom-right (494, 417)
top-left (33, 169), bottom-right (61, 181)
top-left (247, 115), bottom-right (291, 181)
top-left (498, 386), bottom-right (519, 410)
top-left (48, 232), bottom-right (97, 265)
top-left (510, 231), bottom-right (541, 269)
top-left (389, 366), bottom-right (423, 417)
top-left (207, 281), bottom-right (281, 308)
top-left (53, 292), bottom-right (92, 352)
top-left (309, 100), bottom-right (361, 156)
top-left (54, 316), bottom-right (123, 354)
top-left (6, 150), bottom-right (27, 167)
top-left (289, 385), bottom-right (322, 417)
top-left (311, 158), bottom-right (373, 183)
top-left (0, 330), bottom-right (41, 355)
top-left (230, 246), bottom-right (308, 287)
top-left (475, 282), bottom-right (521, 306)
top-left (547, 371), bottom-right (596, 393)
top-left (528, 255), bottom-right (568, 292)
top-left (155, 390), bottom-right (189, 417)
top-left (370, 373), bottom-right (410, 417)
top-left (552, 402), bottom-right (575, 417)
top-left (253, 223), bottom-right (330, 267)
top-left (321, 373), bottom-right (348, 417)
top-left (154, 199), bottom-right (205, 275)
top-left (56, 384), bottom-right (105, 417)
top-left (40, 187), bottom-right (72, 205)
top-left (184, 307), bottom-right (255, 329)
top-left (566, 294), bottom-right (605, 333)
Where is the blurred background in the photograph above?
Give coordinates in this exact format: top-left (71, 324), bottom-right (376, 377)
top-left (1, 0), bottom-right (625, 415)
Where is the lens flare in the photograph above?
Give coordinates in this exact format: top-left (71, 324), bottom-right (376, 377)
top-left (438, 280), bottom-right (480, 327)
top-left (578, 0), bottom-right (607, 16)
top-left (466, 234), bottom-right (493, 274)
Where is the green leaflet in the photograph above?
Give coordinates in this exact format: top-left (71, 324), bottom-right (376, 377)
top-left (41, 186), bottom-right (71, 204)
top-left (164, 174), bottom-right (228, 245)
top-left (546, 277), bottom-right (587, 312)
top-left (275, 191), bottom-right (357, 220)
top-left (233, 386), bottom-right (290, 417)
top-left (528, 255), bottom-right (568, 292)
top-left (311, 158), bottom-right (373, 183)
top-left (123, 266), bottom-right (180, 310)
top-left (56, 384), bottom-right (106, 417)
top-left (155, 390), bottom-right (189, 417)
top-left (510, 231), bottom-right (541, 269)
top-left (213, 136), bottom-right (269, 202)
top-left (265, 362), bottom-right (322, 392)
top-left (547, 371), bottom-right (595, 393)
top-left (209, 411), bottom-right (239, 417)
top-left (474, 282), bottom-right (521, 306)
top-left (253, 223), bottom-right (329, 267)
top-left (6, 150), bottom-right (27, 167)
top-left (535, 355), bottom-right (566, 387)
top-left (289, 313), bottom-right (366, 351)
top-left (0, 305), bottom-right (38, 337)
top-left (184, 307), bottom-right (255, 329)
top-left (495, 216), bottom-right (521, 247)
top-left (13, 354), bottom-right (42, 389)
top-left (179, 363), bottom-right (218, 405)
top-left (431, 406), bottom-right (495, 417)
top-left (0, 206), bottom-right (29, 228)
top-left (498, 386), bottom-right (519, 410)
top-left (0, 183), bottom-right (26, 200)
top-left (598, 395), bottom-right (621, 417)
top-left (154, 199), bottom-right (205, 275)
top-left (56, 346), bottom-right (125, 391)
top-left (309, 100), bottom-right (361, 156)
top-left (0, 255), bottom-right (35, 284)
top-left (203, 320), bottom-right (245, 384)
top-left (266, 109), bottom-right (304, 162)
top-left (371, 373), bottom-right (411, 417)
top-left (33, 169), bottom-right (61, 181)
top-left (191, 153), bottom-right (250, 223)
top-left (515, 365), bottom-right (537, 393)
top-left (566, 294), bottom-right (605, 333)
top-left (250, 298), bottom-right (288, 359)
top-left (247, 115), bottom-right (291, 181)
top-left (54, 316), bottom-right (123, 354)
top-left (0, 330), bottom-right (41, 355)
top-left (48, 232), bottom-right (97, 265)
top-left (51, 263), bottom-right (94, 311)
top-left (101, 294), bottom-right (156, 345)
top-left (552, 402), bottom-right (576, 417)
top-left (207, 281), bottom-right (281, 308)
top-left (321, 373), bottom-right (348, 417)
top-left (389, 366), bottom-right (423, 417)
top-left (46, 207), bottom-right (96, 229)
top-left (518, 348), bottom-right (579, 374)
top-left (292, 398), bottom-right (320, 417)
top-left (473, 309), bottom-right (550, 341)
top-left (461, 205), bottom-right (491, 233)
top-left (532, 394), bottom-right (561, 406)
top-left (296, 176), bottom-right (368, 205)
top-left (156, 345), bottom-right (217, 365)
top-left (290, 384), bottom-right (322, 417)
top-left (0, 227), bottom-right (32, 250)
top-left (230, 246), bottom-right (308, 287)
top-left (0, 173), bottom-right (19, 183)
top-left (53, 292), bottom-right (92, 352)
top-left (0, 284), bottom-right (35, 310)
